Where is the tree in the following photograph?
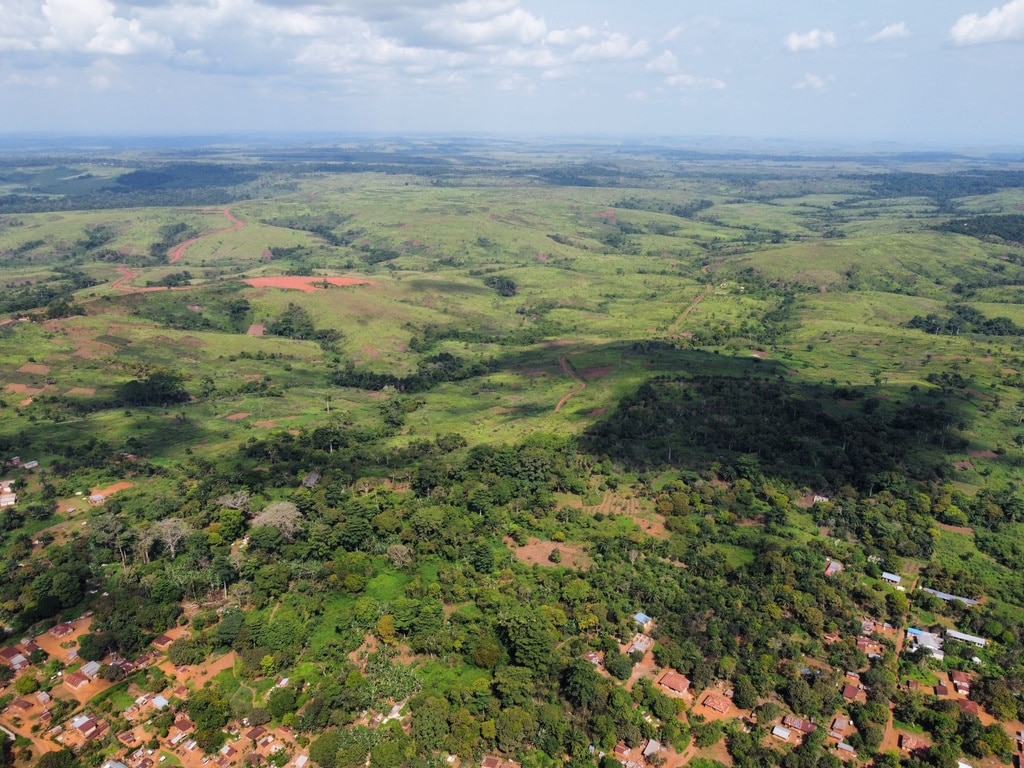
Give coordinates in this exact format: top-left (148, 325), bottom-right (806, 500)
top-left (268, 687), bottom-right (297, 719)
top-left (153, 518), bottom-right (193, 559)
top-left (14, 675), bottom-right (39, 694)
top-left (252, 501), bottom-right (302, 538)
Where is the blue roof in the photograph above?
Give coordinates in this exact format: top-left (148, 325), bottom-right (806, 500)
top-left (633, 612), bottom-right (651, 625)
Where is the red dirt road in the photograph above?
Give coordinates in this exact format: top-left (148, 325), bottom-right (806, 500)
top-left (169, 207), bottom-right (243, 263)
top-left (554, 354), bottom-right (586, 413)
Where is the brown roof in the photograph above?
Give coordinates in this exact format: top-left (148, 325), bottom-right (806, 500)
top-left (50, 622), bottom-right (74, 637)
top-left (783, 715), bottom-right (817, 734)
top-left (658, 671), bottom-right (690, 694)
top-left (703, 693), bottom-right (731, 713)
top-left (65, 671), bottom-right (89, 688)
top-left (949, 670), bottom-right (970, 684)
top-left (842, 684), bottom-right (859, 699)
top-left (8, 699), bottom-right (32, 711)
top-left (957, 699), bottom-right (980, 716)
top-left (935, 684), bottom-right (949, 696)
top-left (246, 726), bottom-right (268, 741)
top-left (0, 647), bottom-right (22, 661)
top-left (900, 734), bottom-right (928, 751)
top-left (152, 634), bottom-right (173, 648)
top-left (174, 717), bottom-right (195, 732)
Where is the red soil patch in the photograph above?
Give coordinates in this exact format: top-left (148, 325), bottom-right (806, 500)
top-left (504, 536), bottom-right (590, 570)
top-left (225, 412), bottom-right (249, 421)
top-left (969, 450), bottom-right (999, 459)
top-left (554, 355), bottom-right (586, 413)
top-left (243, 276), bottom-right (371, 292)
top-left (936, 522), bottom-right (975, 536)
top-left (18, 363), bottom-right (50, 375)
top-left (20, 397), bottom-right (33, 407)
top-left (595, 209), bottom-right (617, 222)
top-left (5, 383), bottom-right (44, 394)
top-left (751, 350), bottom-right (769, 359)
top-left (66, 387), bottom-right (97, 396)
top-left (253, 420), bottom-right (278, 428)
top-left (246, 324), bottom-right (265, 337)
top-left (587, 408), bottom-right (608, 417)
top-left (581, 365), bottom-right (612, 379)
top-left (534, 253), bottom-right (549, 261)
top-left (953, 461), bottom-right (974, 471)
top-left (92, 480), bottom-right (131, 498)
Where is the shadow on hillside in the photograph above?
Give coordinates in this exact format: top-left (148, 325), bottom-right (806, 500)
top-left (485, 343), bottom-right (972, 492)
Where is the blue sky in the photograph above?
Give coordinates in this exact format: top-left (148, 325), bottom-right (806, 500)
top-left (2, 0), bottom-right (1023, 145)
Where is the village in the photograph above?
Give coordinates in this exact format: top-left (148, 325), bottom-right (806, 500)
top-left (2, 562), bottom-right (1022, 768)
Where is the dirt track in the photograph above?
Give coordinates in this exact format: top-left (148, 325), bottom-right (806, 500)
top-left (169, 207), bottom-right (243, 263)
top-left (554, 354), bottom-right (586, 413)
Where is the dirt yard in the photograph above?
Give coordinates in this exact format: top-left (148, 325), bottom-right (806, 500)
top-left (243, 276), bottom-right (371, 292)
top-left (225, 412), bottom-right (249, 421)
top-left (17, 363), bottom-right (50, 375)
top-left (246, 324), bottom-right (265, 336)
top-left (92, 480), bottom-right (132, 498)
top-left (504, 536), bottom-right (591, 570)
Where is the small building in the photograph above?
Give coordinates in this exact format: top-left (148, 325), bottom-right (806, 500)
top-left (957, 699), bottom-right (980, 717)
top-left (626, 633), bottom-right (654, 655)
top-left (783, 715), bottom-right (817, 734)
top-left (935, 684), bottom-right (949, 696)
top-left (22, 461), bottom-right (38, 470)
top-left (642, 739), bottom-right (662, 758)
top-left (583, 651), bottom-right (603, 666)
top-left (881, 572), bottom-right (902, 586)
top-left (917, 587), bottom-right (980, 607)
top-left (946, 629), bottom-right (986, 648)
top-left (901, 734), bottom-right (928, 752)
top-left (8, 699), bottom-right (33, 712)
top-left (152, 695), bottom-right (169, 709)
top-left (906, 628), bottom-right (944, 660)
top-left (50, 622), bottom-right (75, 638)
top-left (80, 660), bottom-right (102, 678)
top-left (772, 726), bottom-right (792, 741)
top-left (824, 560), bottom-right (843, 577)
top-left (0, 492), bottom-right (16, 508)
top-left (65, 671), bottom-right (89, 689)
top-left (703, 693), bottom-right (731, 713)
top-left (837, 743), bottom-right (856, 755)
top-left (842, 684), bottom-right (859, 700)
top-left (174, 716), bottom-right (195, 733)
top-left (0, 647), bottom-right (30, 671)
top-left (831, 716), bottom-right (849, 732)
top-left (658, 671), bottom-right (690, 695)
top-left (247, 725), bottom-right (268, 741)
top-left (88, 493), bottom-right (105, 505)
top-left (633, 612), bottom-right (653, 631)
top-left (151, 634), bottom-right (173, 649)
top-left (612, 743), bottom-right (630, 758)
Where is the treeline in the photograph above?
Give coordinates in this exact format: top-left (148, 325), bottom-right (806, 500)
top-left (939, 213), bottom-right (1024, 243)
top-left (0, 267), bottom-right (99, 314)
top-left (613, 196), bottom-right (714, 219)
top-left (331, 352), bottom-right (496, 393)
top-left (907, 304), bottom-right (1024, 336)
top-left (263, 213), bottom-right (358, 247)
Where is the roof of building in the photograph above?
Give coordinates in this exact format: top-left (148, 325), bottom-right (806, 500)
top-left (946, 629), bottom-right (986, 646)
top-left (642, 739), bottom-right (662, 757)
top-left (703, 693), bottom-right (731, 713)
top-left (81, 660), bottom-right (101, 677)
top-left (65, 671), bottom-right (89, 688)
top-left (901, 734), bottom-right (928, 751)
top-left (917, 587), bottom-right (980, 606)
top-left (658, 671), bottom-right (690, 693)
top-left (772, 726), bottom-right (791, 740)
top-left (633, 612), bottom-right (651, 625)
top-left (842, 684), bottom-right (859, 699)
top-left (881, 572), bottom-right (902, 583)
top-left (783, 715), bottom-right (816, 734)
top-left (50, 622), bottom-right (75, 637)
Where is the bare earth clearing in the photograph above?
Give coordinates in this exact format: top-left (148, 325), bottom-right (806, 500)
top-left (504, 536), bottom-right (591, 570)
top-left (243, 276), bottom-right (371, 292)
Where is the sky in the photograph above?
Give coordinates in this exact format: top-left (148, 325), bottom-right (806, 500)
top-left (2, 0), bottom-right (1024, 146)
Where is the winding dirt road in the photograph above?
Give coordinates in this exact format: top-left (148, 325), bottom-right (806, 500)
top-left (554, 353), bottom-right (586, 413)
top-left (169, 207), bottom-right (244, 263)
top-left (111, 206), bottom-right (244, 291)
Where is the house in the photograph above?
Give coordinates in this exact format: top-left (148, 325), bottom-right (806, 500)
top-left (174, 716), bottom-right (194, 733)
top-left (0, 492), bottom-right (16, 508)
top-left (950, 671), bottom-right (971, 694)
top-left (70, 713), bottom-right (101, 738)
top-left (88, 493), bottom-right (105, 505)
top-left (957, 699), bottom-right (980, 717)
top-left (824, 560), bottom-right (843, 577)
top-left (783, 715), bottom-right (817, 734)
top-left (642, 739), bottom-right (662, 758)
top-left (22, 461), bottom-right (38, 470)
top-left (658, 671), bottom-right (690, 695)
top-left (856, 637), bottom-right (883, 658)
top-left (633, 612), bottom-right (653, 631)
top-left (0, 646), bottom-right (30, 671)
top-left (292, 756), bottom-right (309, 768)
top-left (8, 699), bottom-right (32, 712)
top-left (221, 744), bottom-right (239, 758)
top-left (772, 726), bottom-right (792, 741)
top-left (625, 633), bottom-right (654, 655)
top-left (36, 691), bottom-right (51, 704)
top-left (946, 629), bottom-right (987, 648)
top-left (247, 725), bottom-right (268, 741)
top-left (50, 622), bottom-right (75, 638)
top-left (935, 684), bottom-right (949, 696)
top-left (901, 734), bottom-right (928, 752)
top-left (831, 716), bottom-right (850, 733)
top-left (881, 572), bottom-right (902, 586)
top-left (703, 693), bottom-right (731, 713)
top-left (80, 660), bottom-right (102, 678)
top-left (583, 651), bottom-right (603, 666)
top-left (917, 587), bottom-right (980, 607)
top-left (842, 685), bottom-right (859, 700)
top-left (836, 743), bottom-right (856, 755)
top-left (151, 634), bottom-right (173, 649)
top-left (612, 743), bottom-right (630, 758)
top-left (906, 628), bottom-right (944, 660)
top-left (101, 761), bottom-right (130, 768)
top-left (151, 695), bottom-right (169, 709)
top-left (65, 671), bottom-right (89, 689)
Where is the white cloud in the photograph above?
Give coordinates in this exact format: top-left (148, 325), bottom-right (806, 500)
top-left (792, 73), bottom-right (826, 90)
top-left (427, 7), bottom-right (546, 46)
top-left (869, 22), bottom-right (909, 42)
top-left (40, 0), bottom-right (172, 56)
top-left (951, 0), bottom-right (1024, 45)
top-left (571, 33), bottom-right (648, 62)
top-left (665, 73), bottom-right (725, 90)
top-left (546, 26), bottom-right (595, 46)
top-left (784, 29), bottom-right (836, 52)
top-left (645, 50), bottom-right (677, 74)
